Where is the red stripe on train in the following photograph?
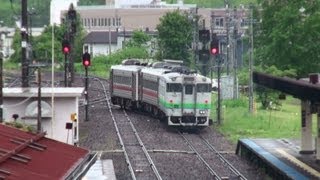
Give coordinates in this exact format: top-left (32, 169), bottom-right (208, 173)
top-left (143, 88), bottom-right (157, 98)
top-left (113, 84), bottom-right (132, 91)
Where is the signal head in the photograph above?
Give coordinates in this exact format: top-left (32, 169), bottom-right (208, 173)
top-left (82, 52), bottom-right (91, 67)
top-left (62, 40), bottom-right (70, 54)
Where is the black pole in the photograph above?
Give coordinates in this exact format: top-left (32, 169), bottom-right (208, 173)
top-left (21, 0), bottom-right (29, 87)
top-left (85, 67), bottom-right (88, 121)
top-left (64, 53), bottom-right (68, 87)
top-left (37, 68), bottom-right (42, 132)
top-left (217, 56), bottom-right (222, 124)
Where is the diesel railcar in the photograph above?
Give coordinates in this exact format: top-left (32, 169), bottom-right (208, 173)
top-left (110, 59), bottom-right (212, 128)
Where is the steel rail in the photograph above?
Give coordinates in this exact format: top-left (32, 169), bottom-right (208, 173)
top-left (200, 136), bottom-right (247, 180)
top-left (179, 131), bottom-right (221, 180)
top-left (93, 78), bottom-right (137, 180)
top-left (122, 109), bottom-right (162, 180)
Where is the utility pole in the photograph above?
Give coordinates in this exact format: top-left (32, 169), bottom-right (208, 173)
top-left (195, 7), bottom-right (199, 66)
top-left (210, 10), bottom-right (214, 82)
top-left (249, 4), bottom-right (254, 113)
top-left (190, 7), bottom-right (199, 66)
top-left (225, 1), bottom-right (230, 75)
top-left (233, 6), bottom-right (238, 99)
top-left (21, 0), bottom-right (29, 87)
top-left (109, 26), bottom-right (111, 55)
top-left (37, 67), bottom-right (42, 132)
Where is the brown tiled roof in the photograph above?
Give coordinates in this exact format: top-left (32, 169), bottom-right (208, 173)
top-left (0, 124), bottom-right (89, 180)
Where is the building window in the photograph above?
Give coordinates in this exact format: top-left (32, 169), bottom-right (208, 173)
top-left (215, 17), bottom-right (224, 28)
top-left (98, 18), bottom-right (101, 26)
top-left (94, 18), bottom-right (97, 26)
top-left (100, 18), bottom-right (104, 26)
top-left (91, 18), bottom-right (94, 26)
top-left (108, 18), bottom-right (111, 26)
top-left (116, 17), bottom-right (121, 26)
top-left (84, 45), bottom-right (89, 52)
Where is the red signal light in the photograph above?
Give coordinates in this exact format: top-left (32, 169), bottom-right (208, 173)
top-left (63, 46), bottom-right (70, 54)
top-left (62, 39), bottom-right (70, 54)
top-left (210, 33), bottom-right (219, 55)
top-left (211, 48), bottom-right (218, 55)
top-left (82, 52), bottom-right (91, 67)
top-left (83, 59), bottom-right (90, 67)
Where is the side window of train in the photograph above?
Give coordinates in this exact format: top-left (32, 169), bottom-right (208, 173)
top-left (166, 83), bottom-right (182, 93)
top-left (185, 85), bottom-right (193, 95)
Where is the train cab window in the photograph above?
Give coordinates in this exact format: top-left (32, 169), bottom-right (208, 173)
top-left (166, 83), bottom-right (182, 93)
top-left (185, 85), bottom-right (193, 95)
top-left (197, 84), bottom-right (211, 93)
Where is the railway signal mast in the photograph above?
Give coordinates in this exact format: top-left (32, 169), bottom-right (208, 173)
top-left (211, 33), bottom-right (222, 125)
top-left (68, 4), bottom-right (77, 85)
top-left (82, 52), bottom-right (91, 121)
top-left (62, 38), bottom-right (70, 87)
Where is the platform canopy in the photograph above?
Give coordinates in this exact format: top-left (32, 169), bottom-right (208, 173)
top-left (253, 71), bottom-right (320, 102)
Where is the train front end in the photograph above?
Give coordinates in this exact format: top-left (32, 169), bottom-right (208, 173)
top-left (160, 73), bottom-right (212, 127)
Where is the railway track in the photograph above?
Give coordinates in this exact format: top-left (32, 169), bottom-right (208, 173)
top-left (93, 77), bottom-right (162, 180)
top-left (3, 73), bottom-right (265, 179)
top-left (179, 131), bottom-right (247, 180)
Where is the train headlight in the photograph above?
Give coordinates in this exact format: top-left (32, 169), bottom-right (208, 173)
top-left (199, 110), bottom-right (207, 114)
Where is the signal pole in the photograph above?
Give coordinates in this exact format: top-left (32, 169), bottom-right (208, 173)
top-left (21, 0), bottom-right (29, 87)
top-left (249, 4), bottom-right (254, 113)
top-left (217, 55), bottom-right (222, 124)
top-left (68, 4), bottom-right (77, 85)
top-left (82, 52), bottom-right (91, 122)
top-left (85, 65), bottom-right (88, 121)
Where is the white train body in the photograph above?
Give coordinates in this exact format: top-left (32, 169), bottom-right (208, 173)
top-left (110, 59), bottom-right (212, 128)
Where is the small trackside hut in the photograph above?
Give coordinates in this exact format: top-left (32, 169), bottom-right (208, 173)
top-left (110, 59), bottom-right (213, 129)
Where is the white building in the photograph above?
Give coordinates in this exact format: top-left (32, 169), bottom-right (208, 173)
top-left (3, 87), bottom-right (84, 145)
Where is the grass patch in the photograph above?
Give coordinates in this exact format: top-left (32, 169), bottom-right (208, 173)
top-left (211, 95), bottom-right (317, 143)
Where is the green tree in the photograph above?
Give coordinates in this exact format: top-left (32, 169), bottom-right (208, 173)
top-left (255, 65), bottom-right (296, 109)
top-left (125, 30), bottom-right (151, 48)
top-left (255, 0), bottom-right (320, 77)
top-left (10, 19), bottom-right (85, 66)
top-left (156, 10), bottom-right (193, 65)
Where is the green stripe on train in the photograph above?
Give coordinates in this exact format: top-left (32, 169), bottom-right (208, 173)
top-left (159, 98), bottom-right (211, 109)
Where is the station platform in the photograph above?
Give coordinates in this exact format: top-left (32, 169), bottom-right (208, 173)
top-left (236, 138), bottom-right (320, 180)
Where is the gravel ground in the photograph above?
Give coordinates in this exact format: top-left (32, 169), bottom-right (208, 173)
top-left (8, 72), bottom-right (268, 179)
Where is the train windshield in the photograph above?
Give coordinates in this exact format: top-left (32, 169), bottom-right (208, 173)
top-left (166, 83), bottom-right (182, 92)
top-left (196, 83), bottom-right (211, 92)
top-left (185, 85), bottom-right (193, 94)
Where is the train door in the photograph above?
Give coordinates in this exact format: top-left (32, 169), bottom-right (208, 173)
top-left (182, 84), bottom-right (196, 117)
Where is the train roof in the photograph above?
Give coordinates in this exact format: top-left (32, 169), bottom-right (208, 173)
top-left (111, 64), bottom-right (143, 72)
top-left (111, 59), bottom-right (211, 83)
top-left (142, 66), bottom-right (211, 83)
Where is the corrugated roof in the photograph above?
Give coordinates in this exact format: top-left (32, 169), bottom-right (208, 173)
top-left (0, 124), bottom-right (89, 180)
